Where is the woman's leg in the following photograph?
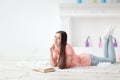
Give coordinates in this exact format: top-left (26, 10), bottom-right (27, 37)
top-left (107, 36), bottom-right (116, 63)
top-left (90, 36), bottom-right (115, 66)
top-left (103, 37), bottom-right (109, 58)
top-left (90, 26), bottom-right (116, 66)
top-left (103, 26), bottom-right (115, 58)
top-left (90, 54), bottom-right (110, 66)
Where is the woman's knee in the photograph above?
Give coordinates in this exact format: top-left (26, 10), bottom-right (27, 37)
top-left (110, 59), bottom-right (116, 64)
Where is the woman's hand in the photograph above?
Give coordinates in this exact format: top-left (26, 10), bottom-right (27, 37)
top-left (50, 44), bottom-right (55, 51)
top-left (50, 44), bottom-right (57, 67)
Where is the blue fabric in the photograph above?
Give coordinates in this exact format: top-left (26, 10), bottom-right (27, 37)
top-left (90, 36), bottom-right (116, 66)
top-left (90, 54), bottom-right (110, 66)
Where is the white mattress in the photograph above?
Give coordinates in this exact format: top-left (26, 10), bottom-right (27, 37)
top-left (0, 56), bottom-right (120, 80)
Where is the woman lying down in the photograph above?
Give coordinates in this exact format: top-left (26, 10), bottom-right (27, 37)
top-left (50, 27), bottom-right (116, 69)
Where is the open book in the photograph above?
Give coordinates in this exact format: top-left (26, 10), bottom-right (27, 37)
top-left (33, 67), bottom-right (55, 73)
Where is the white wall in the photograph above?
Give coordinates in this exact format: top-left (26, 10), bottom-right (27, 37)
top-left (1, 0), bottom-right (120, 58)
top-left (59, 3), bottom-right (120, 59)
top-left (71, 16), bottom-right (120, 47)
top-left (60, 4), bottom-right (120, 47)
top-left (0, 0), bottom-right (61, 57)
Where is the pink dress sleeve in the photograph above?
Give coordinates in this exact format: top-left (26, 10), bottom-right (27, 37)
top-left (65, 44), bottom-right (74, 56)
top-left (65, 44), bottom-right (80, 67)
top-left (53, 49), bottom-right (59, 63)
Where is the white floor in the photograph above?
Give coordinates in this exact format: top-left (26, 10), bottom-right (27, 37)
top-left (0, 56), bottom-right (120, 80)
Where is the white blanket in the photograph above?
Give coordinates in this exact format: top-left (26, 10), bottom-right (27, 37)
top-left (16, 60), bottom-right (120, 74)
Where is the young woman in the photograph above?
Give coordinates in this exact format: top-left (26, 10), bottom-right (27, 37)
top-left (50, 28), bottom-right (116, 69)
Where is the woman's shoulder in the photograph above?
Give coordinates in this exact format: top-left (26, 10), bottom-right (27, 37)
top-left (66, 43), bottom-right (74, 52)
top-left (66, 43), bottom-right (73, 48)
top-left (65, 43), bottom-right (75, 56)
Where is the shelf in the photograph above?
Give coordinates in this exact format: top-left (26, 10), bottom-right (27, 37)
top-left (60, 3), bottom-right (120, 8)
top-left (59, 3), bottom-right (120, 17)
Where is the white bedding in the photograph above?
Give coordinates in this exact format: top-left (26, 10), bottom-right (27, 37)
top-left (16, 58), bottom-right (120, 74)
top-left (1, 56), bottom-right (120, 80)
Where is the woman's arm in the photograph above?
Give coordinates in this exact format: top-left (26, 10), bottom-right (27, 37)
top-left (50, 45), bottom-right (57, 67)
top-left (66, 55), bottom-right (72, 68)
top-left (65, 44), bottom-right (74, 68)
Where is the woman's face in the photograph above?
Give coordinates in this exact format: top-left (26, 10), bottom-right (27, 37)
top-left (54, 33), bottom-right (61, 46)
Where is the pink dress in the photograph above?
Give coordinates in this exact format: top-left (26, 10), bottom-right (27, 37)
top-left (53, 44), bottom-right (91, 67)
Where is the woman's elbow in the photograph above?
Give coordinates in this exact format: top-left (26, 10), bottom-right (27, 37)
top-left (66, 63), bottom-right (71, 68)
top-left (51, 63), bottom-right (57, 67)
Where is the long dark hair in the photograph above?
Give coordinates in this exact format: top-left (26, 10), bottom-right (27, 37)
top-left (56, 31), bottom-right (67, 69)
